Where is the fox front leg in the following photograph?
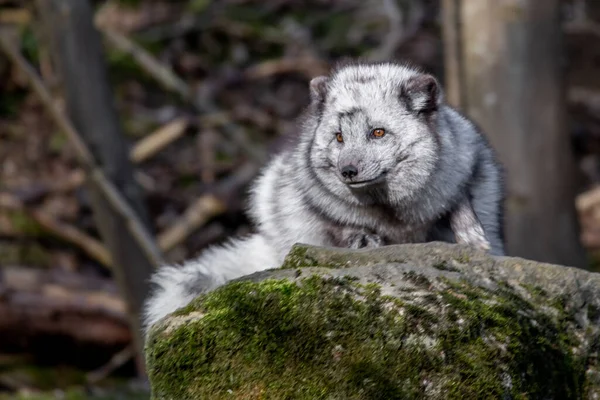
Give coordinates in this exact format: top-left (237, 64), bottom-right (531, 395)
top-left (450, 199), bottom-right (491, 251)
top-left (329, 226), bottom-right (385, 250)
top-left (344, 229), bottom-right (384, 250)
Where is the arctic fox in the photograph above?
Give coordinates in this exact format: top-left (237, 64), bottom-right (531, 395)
top-left (143, 61), bottom-right (505, 330)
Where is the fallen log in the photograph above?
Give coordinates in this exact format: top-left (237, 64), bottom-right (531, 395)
top-left (0, 266), bottom-right (131, 352)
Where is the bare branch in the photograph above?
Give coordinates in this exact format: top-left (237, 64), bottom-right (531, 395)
top-left (97, 25), bottom-right (266, 163)
top-left (157, 195), bottom-right (226, 252)
top-left (131, 118), bottom-right (190, 164)
top-left (99, 27), bottom-right (191, 99)
top-left (30, 209), bottom-right (112, 268)
top-left (0, 29), bottom-right (163, 269)
top-left (86, 345), bottom-right (135, 384)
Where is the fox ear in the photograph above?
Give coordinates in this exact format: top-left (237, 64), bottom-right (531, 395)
top-left (403, 74), bottom-right (440, 114)
top-left (309, 76), bottom-right (329, 103)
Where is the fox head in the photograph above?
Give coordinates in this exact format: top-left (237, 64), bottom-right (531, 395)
top-left (304, 62), bottom-right (443, 205)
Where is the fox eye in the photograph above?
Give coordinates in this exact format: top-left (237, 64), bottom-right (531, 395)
top-left (372, 128), bottom-right (386, 138)
top-left (336, 132), bottom-right (344, 143)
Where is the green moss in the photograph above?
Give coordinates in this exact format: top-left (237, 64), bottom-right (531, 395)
top-left (146, 273), bottom-right (586, 399)
top-left (403, 271), bottom-right (431, 288)
top-left (147, 276), bottom-right (430, 399)
top-left (279, 246), bottom-right (322, 269)
top-left (280, 245), bottom-right (388, 270)
top-left (454, 253), bottom-right (471, 264)
top-left (432, 261), bottom-right (457, 272)
top-left (521, 283), bottom-right (548, 298)
top-left (401, 301), bottom-right (439, 330)
top-left (438, 279), bottom-right (584, 399)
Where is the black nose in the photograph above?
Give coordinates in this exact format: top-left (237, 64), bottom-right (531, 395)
top-left (341, 165), bottom-right (358, 179)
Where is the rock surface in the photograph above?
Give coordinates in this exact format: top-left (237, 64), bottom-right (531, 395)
top-left (145, 242), bottom-right (600, 399)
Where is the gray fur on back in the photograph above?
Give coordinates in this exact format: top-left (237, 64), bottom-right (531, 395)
top-left (143, 61), bottom-right (505, 330)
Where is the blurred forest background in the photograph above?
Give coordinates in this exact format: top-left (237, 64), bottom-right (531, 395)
top-left (0, 0), bottom-right (600, 398)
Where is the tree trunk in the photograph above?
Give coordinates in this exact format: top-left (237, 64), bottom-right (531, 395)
top-left (35, 0), bottom-right (158, 371)
top-left (442, 0), bottom-right (587, 267)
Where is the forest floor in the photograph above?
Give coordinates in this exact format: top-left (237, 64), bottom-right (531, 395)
top-left (1, 0), bottom-right (600, 397)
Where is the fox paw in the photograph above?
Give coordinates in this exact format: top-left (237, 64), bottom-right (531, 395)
top-left (454, 225), bottom-right (491, 251)
top-left (346, 231), bottom-right (384, 249)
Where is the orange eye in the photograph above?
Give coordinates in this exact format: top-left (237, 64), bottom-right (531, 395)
top-left (373, 128), bottom-right (385, 138)
top-left (336, 132), bottom-right (344, 143)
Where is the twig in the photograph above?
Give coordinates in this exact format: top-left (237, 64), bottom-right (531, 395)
top-left (89, 169), bottom-right (163, 265)
top-left (86, 345), bottom-right (134, 384)
top-left (156, 161), bottom-right (260, 252)
top-left (212, 161), bottom-right (261, 199)
top-left (0, 29), bottom-right (164, 269)
top-left (2, 170), bottom-right (86, 204)
top-left (30, 209), bottom-right (112, 268)
top-left (157, 195), bottom-right (226, 252)
top-left (94, 1), bottom-right (180, 35)
top-left (242, 57), bottom-right (329, 80)
top-left (130, 13), bottom-right (206, 42)
top-left (50, 169), bottom-right (87, 193)
top-left (0, 191), bottom-right (112, 268)
top-left (196, 91), bottom-right (266, 163)
top-left (0, 29), bottom-right (95, 166)
top-left (97, 26), bottom-right (266, 163)
top-left (99, 27), bottom-right (192, 99)
top-left (131, 117), bottom-right (189, 163)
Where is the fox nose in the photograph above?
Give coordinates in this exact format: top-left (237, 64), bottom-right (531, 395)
top-left (341, 165), bottom-right (358, 179)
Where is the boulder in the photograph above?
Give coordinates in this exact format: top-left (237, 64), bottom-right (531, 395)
top-left (145, 242), bottom-right (600, 399)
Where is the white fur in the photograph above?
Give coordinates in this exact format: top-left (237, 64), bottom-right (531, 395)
top-left (143, 62), bottom-right (506, 332)
top-left (143, 234), bottom-right (278, 328)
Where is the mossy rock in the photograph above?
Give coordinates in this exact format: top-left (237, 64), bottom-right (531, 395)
top-left (145, 242), bottom-right (600, 399)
